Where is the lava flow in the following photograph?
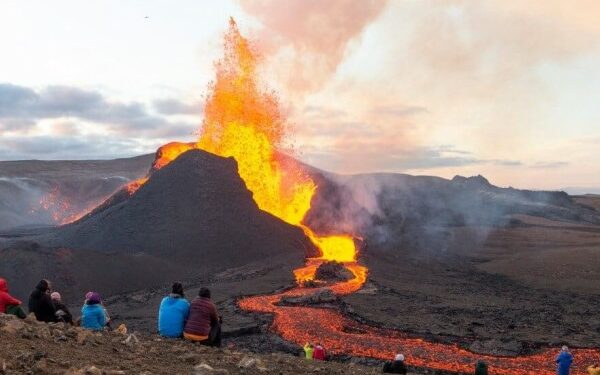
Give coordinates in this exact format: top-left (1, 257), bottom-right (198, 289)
top-left (239, 274), bottom-right (600, 375)
top-left (123, 19), bottom-right (600, 374)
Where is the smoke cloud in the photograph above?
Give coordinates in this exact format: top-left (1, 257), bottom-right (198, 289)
top-left (238, 0), bottom-right (388, 92)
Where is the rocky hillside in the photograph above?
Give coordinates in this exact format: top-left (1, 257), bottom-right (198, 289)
top-left (0, 155), bottom-right (153, 231)
top-left (0, 313), bottom-right (437, 375)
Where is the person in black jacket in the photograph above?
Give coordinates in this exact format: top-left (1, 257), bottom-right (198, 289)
top-left (383, 353), bottom-right (408, 374)
top-left (51, 292), bottom-right (73, 325)
top-left (28, 279), bottom-right (57, 323)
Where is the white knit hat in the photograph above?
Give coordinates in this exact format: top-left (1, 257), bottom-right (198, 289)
top-left (50, 292), bottom-right (61, 301)
top-left (395, 354), bottom-right (405, 361)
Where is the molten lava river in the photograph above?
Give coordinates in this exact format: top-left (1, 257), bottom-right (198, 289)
top-left (119, 19), bottom-right (600, 374)
top-left (239, 263), bottom-right (600, 375)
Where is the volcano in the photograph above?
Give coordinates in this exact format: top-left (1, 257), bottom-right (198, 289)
top-left (45, 149), bottom-right (316, 264)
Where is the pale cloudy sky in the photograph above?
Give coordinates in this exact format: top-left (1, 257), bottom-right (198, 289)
top-left (1, 0), bottom-right (599, 191)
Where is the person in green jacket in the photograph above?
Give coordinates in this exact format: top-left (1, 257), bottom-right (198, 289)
top-left (475, 360), bottom-right (488, 375)
top-left (303, 343), bottom-right (314, 360)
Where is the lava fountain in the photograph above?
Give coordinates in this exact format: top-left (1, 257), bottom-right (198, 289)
top-left (126, 18), bottom-right (359, 272)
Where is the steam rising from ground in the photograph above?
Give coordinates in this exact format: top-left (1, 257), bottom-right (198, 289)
top-left (306, 172), bottom-right (599, 254)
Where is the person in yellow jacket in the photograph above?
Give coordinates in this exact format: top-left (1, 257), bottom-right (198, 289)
top-left (588, 364), bottom-right (600, 375)
top-left (303, 343), bottom-right (314, 360)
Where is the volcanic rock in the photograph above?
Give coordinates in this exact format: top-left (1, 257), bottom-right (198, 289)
top-left (0, 316), bottom-right (381, 374)
top-left (279, 289), bottom-right (338, 306)
top-left (468, 339), bottom-right (525, 356)
top-left (314, 261), bottom-right (354, 282)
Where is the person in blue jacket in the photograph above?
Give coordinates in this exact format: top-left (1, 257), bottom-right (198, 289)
top-left (556, 345), bottom-right (574, 375)
top-left (81, 292), bottom-right (107, 331)
top-left (158, 282), bottom-right (190, 338)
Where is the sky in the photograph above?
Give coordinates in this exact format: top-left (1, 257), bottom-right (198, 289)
top-left (1, 0), bottom-right (599, 192)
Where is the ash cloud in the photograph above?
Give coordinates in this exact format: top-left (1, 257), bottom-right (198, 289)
top-left (239, 0), bottom-right (388, 92)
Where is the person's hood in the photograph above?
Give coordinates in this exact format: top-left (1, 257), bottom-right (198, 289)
top-left (163, 294), bottom-right (185, 305)
top-left (35, 280), bottom-right (49, 293)
top-left (0, 278), bottom-right (7, 292)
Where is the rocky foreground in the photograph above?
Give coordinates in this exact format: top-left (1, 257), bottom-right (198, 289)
top-left (0, 313), bottom-right (440, 375)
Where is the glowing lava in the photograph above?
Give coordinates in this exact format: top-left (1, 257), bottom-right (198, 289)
top-left (33, 186), bottom-right (99, 225)
top-left (239, 268), bottom-right (600, 375)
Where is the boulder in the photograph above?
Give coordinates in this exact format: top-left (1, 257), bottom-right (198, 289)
top-left (192, 363), bottom-right (228, 375)
top-left (1, 319), bottom-right (25, 335)
top-left (237, 355), bottom-right (267, 372)
top-left (314, 261), bottom-right (353, 282)
top-left (280, 290), bottom-right (338, 306)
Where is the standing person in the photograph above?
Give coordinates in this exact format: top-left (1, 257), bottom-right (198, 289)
top-left (50, 292), bottom-right (73, 325)
top-left (313, 343), bottom-right (326, 361)
top-left (556, 346), bottom-right (574, 375)
top-left (158, 282), bottom-right (190, 338)
top-left (303, 343), bottom-right (314, 360)
top-left (587, 364), bottom-right (600, 375)
top-left (81, 292), bottom-right (106, 331)
top-left (383, 353), bottom-right (408, 374)
top-left (0, 277), bottom-right (25, 318)
top-left (183, 287), bottom-right (221, 347)
top-left (475, 360), bottom-right (488, 375)
top-left (28, 279), bottom-right (57, 323)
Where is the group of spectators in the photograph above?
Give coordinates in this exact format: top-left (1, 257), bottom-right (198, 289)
top-left (157, 282), bottom-right (222, 347)
top-left (3, 277), bottom-right (600, 374)
top-left (1, 277), bottom-right (109, 331)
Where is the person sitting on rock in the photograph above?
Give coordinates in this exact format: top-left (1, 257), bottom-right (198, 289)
top-left (382, 353), bottom-right (407, 374)
top-left (313, 343), bottom-right (326, 361)
top-left (475, 360), bottom-right (488, 375)
top-left (183, 287), bottom-right (221, 347)
top-left (28, 279), bottom-right (58, 323)
top-left (556, 346), bottom-right (574, 375)
top-left (588, 364), bottom-right (600, 375)
top-left (158, 282), bottom-right (190, 338)
top-left (83, 291), bottom-right (111, 328)
top-left (51, 292), bottom-right (73, 325)
top-left (0, 277), bottom-right (26, 318)
top-left (303, 343), bottom-right (314, 360)
top-left (81, 292), bottom-right (106, 331)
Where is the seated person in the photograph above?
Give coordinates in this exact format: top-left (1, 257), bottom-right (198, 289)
top-left (81, 292), bottom-right (106, 331)
top-left (158, 282), bottom-right (190, 338)
top-left (183, 287), bottom-right (221, 347)
top-left (0, 278), bottom-right (26, 318)
top-left (51, 292), bottom-right (73, 325)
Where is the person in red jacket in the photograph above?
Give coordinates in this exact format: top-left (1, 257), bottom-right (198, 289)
top-left (0, 278), bottom-right (26, 318)
top-left (313, 343), bottom-right (326, 361)
top-left (183, 287), bottom-right (221, 347)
